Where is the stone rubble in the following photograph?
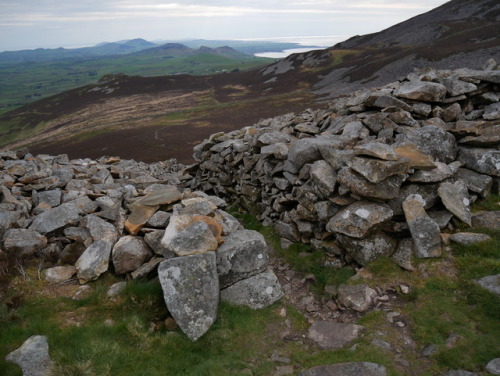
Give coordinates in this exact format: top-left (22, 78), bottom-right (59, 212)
top-left (0, 153), bottom-right (282, 341)
top-left (188, 64), bottom-right (500, 269)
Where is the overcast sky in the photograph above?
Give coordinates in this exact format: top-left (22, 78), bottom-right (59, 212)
top-left (0, 0), bottom-right (449, 52)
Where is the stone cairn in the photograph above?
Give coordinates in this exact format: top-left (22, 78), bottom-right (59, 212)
top-left (189, 62), bottom-right (500, 270)
top-left (0, 153), bottom-right (283, 341)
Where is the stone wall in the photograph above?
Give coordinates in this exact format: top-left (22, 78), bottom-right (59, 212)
top-left (189, 62), bottom-right (500, 269)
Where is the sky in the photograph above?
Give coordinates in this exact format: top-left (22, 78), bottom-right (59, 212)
top-left (0, 0), bottom-right (450, 52)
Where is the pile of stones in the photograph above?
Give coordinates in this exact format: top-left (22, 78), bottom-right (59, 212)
top-left (189, 61), bottom-right (500, 270)
top-left (0, 152), bottom-right (283, 341)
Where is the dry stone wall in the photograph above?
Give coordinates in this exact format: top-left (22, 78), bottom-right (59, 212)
top-left (189, 61), bottom-right (500, 269)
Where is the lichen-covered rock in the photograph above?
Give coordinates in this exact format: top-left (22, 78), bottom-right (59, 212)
top-left (3, 229), bottom-right (47, 257)
top-left (6, 335), bottom-right (53, 376)
top-left (458, 147), bottom-right (500, 177)
top-left (220, 270), bottom-right (283, 309)
top-left (112, 235), bottom-right (153, 275)
top-left (169, 221), bottom-right (218, 257)
top-left (337, 232), bottom-right (397, 266)
top-left (158, 253), bottom-right (219, 341)
top-left (29, 201), bottom-right (82, 234)
top-left (310, 160), bottom-right (337, 196)
top-left (438, 181), bottom-right (472, 226)
top-left (216, 229), bottom-right (269, 288)
top-left (449, 232), bottom-right (491, 245)
top-left (75, 240), bottom-right (112, 284)
top-left (326, 201), bottom-right (393, 238)
top-left (394, 81), bottom-right (447, 102)
top-left (337, 168), bottom-right (405, 200)
top-left (307, 321), bottom-right (364, 349)
top-left (337, 284), bottom-right (377, 312)
top-left (44, 265), bottom-right (76, 283)
top-left (81, 215), bottom-right (118, 245)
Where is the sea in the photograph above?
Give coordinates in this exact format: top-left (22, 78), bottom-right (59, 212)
top-left (250, 35), bottom-right (353, 58)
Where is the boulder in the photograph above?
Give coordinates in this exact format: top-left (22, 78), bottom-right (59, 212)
top-left (471, 211), bottom-right (500, 230)
top-left (337, 284), bottom-right (377, 312)
top-left (353, 142), bottom-right (399, 161)
top-left (158, 252), bottom-right (219, 341)
top-left (81, 215), bottom-right (119, 245)
top-left (391, 238), bottom-right (415, 271)
top-left (393, 144), bottom-right (436, 170)
top-left (5, 335), bottom-right (53, 376)
top-left (337, 233), bottom-right (397, 266)
top-left (337, 168), bottom-right (405, 200)
top-left (458, 147), bottom-right (500, 177)
top-left (299, 362), bottom-right (386, 376)
top-left (112, 235), bottom-right (153, 275)
top-left (326, 201), bottom-right (393, 238)
top-left (220, 270), bottom-right (283, 309)
top-left (403, 195), bottom-right (442, 258)
top-left (485, 358), bottom-right (500, 375)
top-left (307, 321), bottom-right (364, 349)
top-left (44, 265), bottom-right (76, 283)
top-left (75, 240), bottom-right (112, 284)
top-left (408, 162), bottom-right (460, 183)
top-left (132, 185), bottom-right (182, 206)
top-left (438, 181), bottom-right (472, 226)
top-left (216, 229), bottom-right (269, 288)
top-left (347, 157), bottom-right (410, 184)
top-left (394, 81), bottom-right (447, 102)
top-left (310, 160), bottom-right (337, 196)
top-left (124, 204), bottom-right (159, 235)
top-left (168, 221), bottom-right (218, 257)
top-left (475, 274), bottom-right (500, 296)
top-left (3, 229), bottom-right (47, 257)
top-left (29, 201), bottom-right (82, 234)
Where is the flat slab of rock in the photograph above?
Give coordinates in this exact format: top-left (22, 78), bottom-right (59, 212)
top-left (29, 201), bottom-right (81, 234)
top-left (337, 284), bottom-right (377, 312)
top-left (44, 265), bottom-right (76, 283)
top-left (394, 80), bottom-right (447, 102)
top-left (475, 274), bottom-right (500, 296)
top-left (403, 195), bottom-right (442, 258)
top-left (3, 229), bottom-right (47, 257)
top-left (124, 204), bottom-right (159, 235)
top-left (220, 270), bottom-right (283, 309)
top-left (393, 144), bottom-right (436, 169)
top-left (353, 142), bottom-right (399, 161)
top-left (438, 181), bottom-right (472, 226)
top-left (158, 252), bottom-right (219, 341)
top-left (216, 229), bottom-right (269, 288)
top-left (299, 362), bottom-right (386, 376)
top-left (133, 186), bottom-right (182, 206)
top-left (307, 321), bottom-right (364, 349)
top-left (75, 240), bottom-right (112, 284)
top-left (326, 201), bottom-right (393, 238)
top-left (6, 335), bottom-right (53, 376)
top-left (449, 232), bottom-right (491, 245)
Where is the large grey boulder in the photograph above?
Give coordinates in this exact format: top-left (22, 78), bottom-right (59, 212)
top-left (438, 181), bottom-right (472, 226)
top-left (326, 201), bottom-right (393, 238)
top-left (220, 270), bottom-right (283, 309)
top-left (307, 321), bottom-right (364, 349)
top-left (403, 195), bottom-right (442, 258)
top-left (287, 138), bottom-right (326, 170)
top-left (3, 229), bottom-right (47, 257)
top-left (158, 252), bottom-right (219, 341)
top-left (112, 235), bottom-right (153, 275)
top-left (216, 229), bottom-right (269, 288)
top-left (75, 240), bottom-right (112, 284)
top-left (81, 215), bottom-right (118, 245)
top-left (29, 201), bottom-right (82, 234)
top-left (5, 335), bottom-right (53, 376)
top-left (299, 362), bottom-right (386, 376)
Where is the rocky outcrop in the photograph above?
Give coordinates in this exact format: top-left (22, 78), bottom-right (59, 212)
top-left (0, 153), bottom-right (282, 341)
top-left (189, 64), bottom-right (500, 268)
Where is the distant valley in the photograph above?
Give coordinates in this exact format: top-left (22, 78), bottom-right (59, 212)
top-left (0, 39), bottom-right (317, 109)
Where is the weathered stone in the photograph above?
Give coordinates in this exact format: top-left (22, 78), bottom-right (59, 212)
top-left (347, 157), bottom-right (410, 184)
top-left (216, 229), bottom-right (269, 288)
top-left (81, 215), bottom-right (118, 245)
top-left (438, 181), bottom-right (472, 226)
top-left (337, 284), bottom-right (377, 312)
top-left (429, 211), bottom-right (454, 230)
top-left (112, 235), bottom-right (153, 275)
top-left (307, 321), bottom-right (364, 349)
top-left (319, 147), bottom-right (353, 170)
top-left (299, 362), bottom-right (386, 376)
top-left (179, 199), bottom-right (217, 216)
top-left (391, 238), bottom-right (415, 271)
top-left (3, 229), bottom-right (47, 257)
top-left (257, 132), bottom-right (292, 145)
top-left (220, 270), bottom-right (283, 310)
top-left (133, 185), bottom-right (182, 206)
top-left (449, 232), bottom-right (491, 245)
top-left (310, 160), bottom-right (337, 196)
top-left (485, 358), bottom-right (500, 375)
top-left (395, 126), bottom-right (458, 163)
top-left (5, 335), bottom-right (53, 376)
top-left (286, 138), bottom-right (323, 169)
top-left (75, 240), bottom-right (112, 284)
top-left (443, 102), bottom-right (462, 122)
top-left (394, 81), bottom-right (447, 102)
top-left (32, 189), bottom-right (62, 207)
top-left (146, 210), bottom-right (171, 228)
top-left (125, 204), bottom-right (159, 235)
top-left (131, 256), bottom-right (164, 279)
top-left (63, 227), bottom-right (92, 246)
top-left (337, 232), bottom-right (397, 266)
top-left (353, 142), bottom-right (399, 161)
top-left (408, 162), bottom-right (460, 183)
top-left (393, 144), bottom-right (436, 169)
top-left (326, 201), bottom-right (393, 238)
top-left (441, 78), bottom-right (477, 96)
top-left (169, 221), bottom-right (218, 256)
top-left (458, 147), bottom-right (500, 177)
top-left (483, 102), bottom-right (500, 120)
top-left (365, 94), bottom-right (412, 111)
top-left (471, 211), bottom-right (500, 230)
top-left (29, 201), bottom-right (82, 234)
top-left (388, 183), bottom-right (439, 216)
top-left (44, 266), bottom-right (76, 283)
top-left (107, 281), bottom-right (127, 298)
top-left (275, 221), bottom-right (300, 242)
top-left (337, 168), bottom-right (405, 200)
top-left (403, 195), bottom-right (442, 258)
top-left (158, 252), bottom-right (219, 341)
top-left (476, 274), bottom-right (500, 296)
